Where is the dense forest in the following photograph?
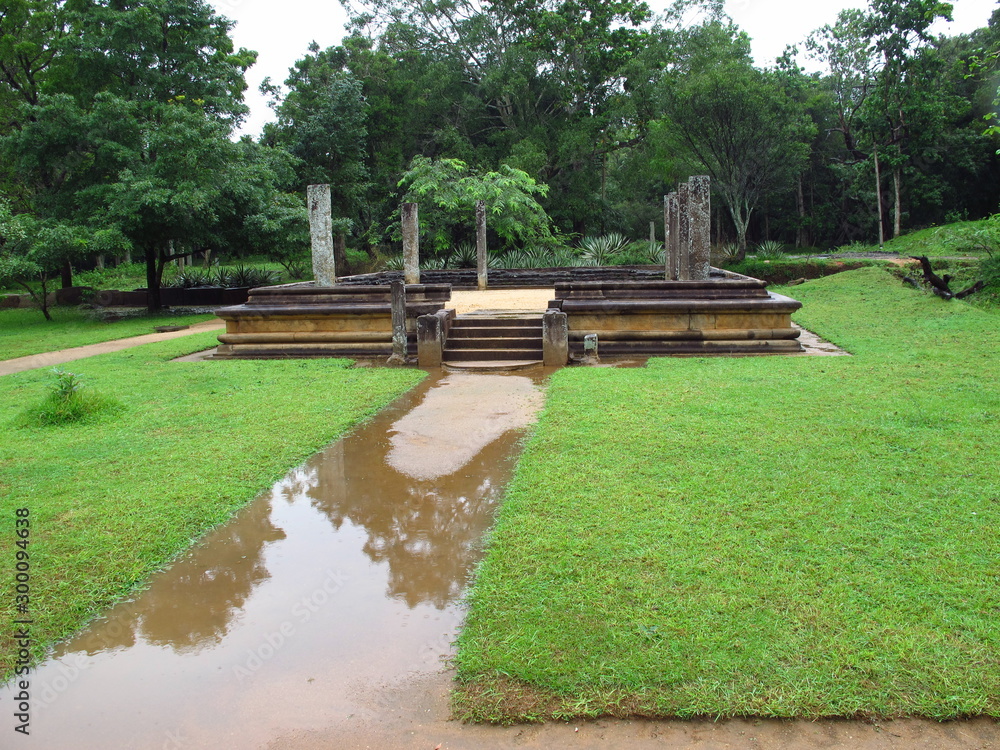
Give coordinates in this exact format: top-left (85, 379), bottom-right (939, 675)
top-left (2, 0), bottom-right (999, 304)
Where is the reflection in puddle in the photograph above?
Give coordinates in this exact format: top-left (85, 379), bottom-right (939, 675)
top-left (3, 370), bottom-right (545, 749)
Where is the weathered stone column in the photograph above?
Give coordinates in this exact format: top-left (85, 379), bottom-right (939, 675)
top-left (542, 309), bottom-right (568, 367)
top-left (401, 202), bottom-right (420, 285)
top-left (665, 192), bottom-right (679, 281)
top-left (689, 175), bottom-right (711, 280)
top-left (476, 199), bottom-right (487, 291)
top-left (677, 182), bottom-right (691, 281)
top-left (387, 280), bottom-right (407, 366)
top-left (416, 310), bottom-right (449, 368)
top-left (308, 184), bottom-right (336, 286)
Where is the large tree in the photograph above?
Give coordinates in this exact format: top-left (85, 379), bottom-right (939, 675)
top-left (658, 56), bottom-right (814, 258)
top-left (0, 0), bottom-right (295, 311)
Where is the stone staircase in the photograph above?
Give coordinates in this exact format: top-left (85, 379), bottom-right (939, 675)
top-left (442, 315), bottom-right (544, 367)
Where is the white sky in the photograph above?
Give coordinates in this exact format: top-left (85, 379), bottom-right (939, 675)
top-left (212, 0), bottom-right (999, 138)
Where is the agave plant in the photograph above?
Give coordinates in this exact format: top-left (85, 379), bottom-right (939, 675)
top-left (754, 240), bottom-right (785, 259)
top-left (580, 233), bottom-right (629, 266)
top-left (549, 248), bottom-right (582, 268)
top-left (715, 243), bottom-right (741, 264)
top-left (449, 242), bottom-right (478, 268)
top-left (420, 256), bottom-right (446, 270)
top-left (219, 265), bottom-right (282, 288)
top-left (380, 254), bottom-right (405, 271)
top-left (641, 240), bottom-right (666, 265)
top-left (492, 250), bottom-right (530, 269)
top-left (164, 269), bottom-right (214, 288)
top-left (521, 246), bottom-right (552, 268)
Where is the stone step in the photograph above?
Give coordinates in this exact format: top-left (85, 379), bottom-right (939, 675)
top-left (443, 348), bottom-right (544, 362)
top-left (448, 326), bottom-right (542, 339)
top-left (450, 316), bottom-right (542, 328)
top-left (444, 360), bottom-right (543, 372)
top-left (446, 336), bottom-right (541, 350)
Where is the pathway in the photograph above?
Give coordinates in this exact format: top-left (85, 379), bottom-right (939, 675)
top-left (0, 318), bottom-right (225, 376)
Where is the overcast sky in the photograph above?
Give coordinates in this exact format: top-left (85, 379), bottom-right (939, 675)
top-left (211, 0), bottom-right (999, 138)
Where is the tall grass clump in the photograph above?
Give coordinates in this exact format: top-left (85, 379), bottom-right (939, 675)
top-left (17, 369), bottom-right (123, 427)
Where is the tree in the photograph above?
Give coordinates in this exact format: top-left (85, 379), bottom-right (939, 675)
top-left (0, 0), bottom-right (270, 311)
top-left (397, 156), bottom-right (552, 259)
top-left (658, 61), bottom-right (814, 258)
top-left (0, 207), bottom-right (90, 320)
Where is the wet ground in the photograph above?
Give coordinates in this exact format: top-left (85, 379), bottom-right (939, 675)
top-left (6, 334), bottom-right (997, 748)
top-left (2, 369), bottom-right (546, 748)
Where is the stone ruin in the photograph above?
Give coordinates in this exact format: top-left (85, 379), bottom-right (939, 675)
top-left (215, 177), bottom-right (803, 362)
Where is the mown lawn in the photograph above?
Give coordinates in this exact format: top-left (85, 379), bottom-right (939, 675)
top-left (455, 267), bottom-right (1000, 722)
top-left (0, 306), bottom-right (217, 360)
top-left (0, 333), bottom-right (423, 677)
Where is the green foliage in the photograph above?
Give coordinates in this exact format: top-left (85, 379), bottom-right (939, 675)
top-left (17, 368), bottom-right (123, 426)
top-left (457, 267), bottom-right (1000, 721)
top-left (754, 239), bottom-right (786, 259)
top-left (0, 336), bottom-right (423, 678)
top-left (398, 156), bottom-right (553, 255)
top-left (579, 233), bottom-right (629, 266)
top-left (0, 307), bottom-right (216, 360)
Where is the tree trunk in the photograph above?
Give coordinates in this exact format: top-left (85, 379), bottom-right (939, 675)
top-left (61, 259), bottom-right (73, 289)
top-left (334, 232), bottom-right (348, 278)
top-left (893, 167), bottom-right (901, 239)
top-left (203, 248), bottom-right (212, 268)
top-left (728, 203), bottom-right (752, 261)
top-left (145, 246), bottom-right (162, 313)
top-left (796, 175), bottom-right (806, 249)
top-left (873, 144), bottom-right (885, 250)
top-left (96, 254), bottom-right (105, 270)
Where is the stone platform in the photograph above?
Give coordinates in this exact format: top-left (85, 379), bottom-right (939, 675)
top-left (214, 283), bottom-right (451, 359)
top-left (549, 273), bottom-right (802, 357)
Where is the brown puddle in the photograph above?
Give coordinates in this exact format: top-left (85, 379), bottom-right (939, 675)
top-left (5, 370), bottom-right (546, 748)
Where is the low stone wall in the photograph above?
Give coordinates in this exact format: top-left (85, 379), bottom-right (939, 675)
top-left (215, 283), bottom-right (452, 359)
top-left (549, 275), bottom-right (802, 357)
top-left (338, 266), bottom-right (701, 288)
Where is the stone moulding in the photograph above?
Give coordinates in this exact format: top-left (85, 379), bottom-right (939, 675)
top-left (214, 282), bottom-right (452, 359)
top-left (548, 273), bottom-right (803, 357)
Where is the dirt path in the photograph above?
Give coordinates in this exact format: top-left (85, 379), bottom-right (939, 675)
top-left (0, 318), bottom-right (225, 376)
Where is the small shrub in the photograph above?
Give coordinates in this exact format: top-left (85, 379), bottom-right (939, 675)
top-left (165, 269), bottom-right (215, 289)
top-left (380, 255), bottom-right (405, 271)
top-left (754, 240), bottom-right (786, 259)
top-left (580, 233), bottom-right (629, 266)
top-left (450, 242), bottom-right (478, 268)
top-left (420, 256), bottom-right (446, 270)
top-left (17, 369), bottom-right (124, 427)
top-left (219, 265), bottom-right (282, 288)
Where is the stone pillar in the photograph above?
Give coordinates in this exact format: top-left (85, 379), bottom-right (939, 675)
top-left (582, 334), bottom-right (599, 364)
top-left (677, 183), bottom-right (691, 281)
top-left (665, 192), bottom-right (679, 281)
top-left (308, 184), bottom-right (336, 286)
top-left (542, 309), bottom-right (568, 367)
top-left (388, 280), bottom-right (408, 365)
top-left (416, 311), bottom-right (447, 368)
top-left (689, 175), bottom-right (711, 280)
top-left (476, 199), bottom-right (487, 291)
top-left (401, 202), bottom-right (420, 285)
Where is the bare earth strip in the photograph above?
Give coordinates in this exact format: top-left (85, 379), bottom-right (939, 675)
top-left (0, 318), bottom-right (225, 376)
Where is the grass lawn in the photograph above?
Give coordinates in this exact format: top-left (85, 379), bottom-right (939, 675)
top-left (0, 307), bottom-right (217, 361)
top-left (0, 333), bottom-right (423, 678)
top-left (455, 266), bottom-right (1000, 722)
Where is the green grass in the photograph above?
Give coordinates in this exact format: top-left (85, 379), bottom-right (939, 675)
top-left (0, 307), bottom-right (217, 361)
top-left (0, 335), bottom-right (423, 678)
top-left (848, 218), bottom-right (998, 258)
top-left (455, 266), bottom-right (1000, 722)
